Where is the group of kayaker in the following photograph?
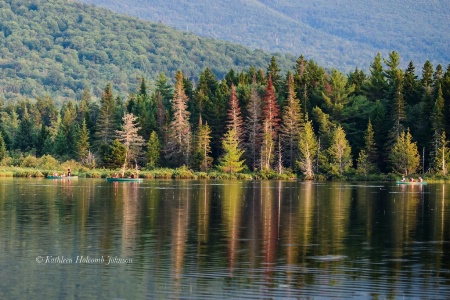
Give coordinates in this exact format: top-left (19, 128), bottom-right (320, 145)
top-left (401, 176), bottom-right (423, 182)
top-left (53, 168), bottom-right (71, 177)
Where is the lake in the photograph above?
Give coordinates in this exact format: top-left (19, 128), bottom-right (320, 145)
top-left (0, 178), bottom-right (449, 299)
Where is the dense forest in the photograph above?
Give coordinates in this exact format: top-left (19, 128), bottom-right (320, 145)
top-left (1, 52), bottom-right (449, 179)
top-left (80, 0), bottom-right (450, 71)
top-left (0, 0), bottom-right (295, 101)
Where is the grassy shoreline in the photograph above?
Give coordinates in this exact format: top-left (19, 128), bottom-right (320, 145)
top-left (1, 166), bottom-right (448, 182)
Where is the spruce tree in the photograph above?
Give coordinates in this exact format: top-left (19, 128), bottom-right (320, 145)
top-left (260, 75), bottom-right (280, 170)
top-left (433, 131), bottom-right (449, 176)
top-left (226, 84), bottom-right (244, 144)
top-left (96, 83), bottom-right (117, 145)
top-left (116, 113), bottom-right (146, 173)
top-left (165, 70), bottom-right (192, 167)
top-left (297, 120), bottom-right (318, 179)
top-left (362, 52), bottom-right (387, 102)
top-left (146, 131), bottom-right (160, 170)
top-left (280, 72), bottom-right (303, 169)
top-left (364, 119), bottom-right (378, 168)
top-left (0, 132), bottom-right (7, 161)
top-left (77, 118), bottom-right (90, 165)
top-left (322, 69), bottom-right (355, 121)
top-left (245, 78), bottom-right (263, 171)
top-left (193, 117), bottom-right (213, 172)
top-left (218, 128), bottom-right (245, 174)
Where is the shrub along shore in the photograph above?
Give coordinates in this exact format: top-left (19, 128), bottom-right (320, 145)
top-left (1, 166), bottom-right (444, 182)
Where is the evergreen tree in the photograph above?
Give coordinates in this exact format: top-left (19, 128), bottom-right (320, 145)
top-left (35, 124), bottom-right (51, 157)
top-left (348, 67), bottom-right (367, 96)
top-left (77, 118), bottom-right (90, 165)
top-left (297, 120), bottom-right (318, 179)
top-left (155, 72), bottom-right (174, 111)
top-left (146, 131), bottom-right (160, 169)
top-left (356, 150), bottom-right (371, 177)
top-left (165, 70), bottom-right (192, 167)
top-left (101, 139), bottom-right (126, 169)
top-left (260, 75), bottom-right (280, 170)
top-left (193, 117), bottom-right (213, 172)
top-left (116, 113), bottom-right (146, 173)
top-left (226, 84), bottom-right (244, 144)
top-left (403, 61), bottom-right (421, 106)
top-left (260, 119), bottom-right (275, 171)
top-left (433, 131), bottom-right (449, 176)
top-left (0, 132), bottom-right (7, 161)
top-left (218, 128), bottom-right (245, 174)
top-left (245, 79), bottom-right (263, 171)
top-left (431, 85), bottom-right (445, 135)
top-left (96, 83), bottom-right (117, 144)
top-left (53, 126), bottom-right (68, 159)
top-left (389, 129), bottom-right (420, 175)
top-left (280, 73), bottom-right (303, 169)
top-left (364, 119), bottom-right (378, 168)
top-left (14, 107), bottom-right (34, 153)
top-left (322, 69), bottom-right (355, 122)
top-left (363, 52), bottom-right (387, 102)
top-left (266, 56), bottom-right (282, 97)
top-left (421, 60), bottom-right (434, 93)
top-left (388, 70), bottom-right (406, 143)
top-left (327, 126), bottom-right (352, 176)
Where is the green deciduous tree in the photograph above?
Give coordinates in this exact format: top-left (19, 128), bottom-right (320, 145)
top-left (389, 129), bottom-right (420, 175)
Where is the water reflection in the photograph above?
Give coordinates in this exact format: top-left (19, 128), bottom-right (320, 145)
top-left (0, 179), bottom-right (449, 299)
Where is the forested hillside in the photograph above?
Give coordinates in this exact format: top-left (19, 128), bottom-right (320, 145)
top-left (0, 0), bottom-right (295, 101)
top-left (79, 0), bottom-right (450, 71)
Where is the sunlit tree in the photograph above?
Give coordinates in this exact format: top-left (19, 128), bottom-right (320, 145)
top-left (218, 128), bottom-right (245, 174)
top-left (390, 129), bottom-right (420, 175)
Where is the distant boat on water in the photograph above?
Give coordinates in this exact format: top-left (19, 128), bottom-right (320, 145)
top-left (396, 181), bottom-right (427, 185)
top-left (47, 175), bottom-right (78, 180)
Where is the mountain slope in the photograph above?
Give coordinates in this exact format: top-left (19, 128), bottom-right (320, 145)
top-left (0, 0), bottom-right (295, 101)
top-left (79, 0), bottom-right (450, 70)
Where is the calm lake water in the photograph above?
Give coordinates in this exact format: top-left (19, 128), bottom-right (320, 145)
top-left (0, 178), bottom-right (449, 299)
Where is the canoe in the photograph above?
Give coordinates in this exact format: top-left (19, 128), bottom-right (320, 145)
top-left (396, 181), bottom-right (427, 185)
top-left (106, 177), bottom-right (143, 182)
top-left (47, 175), bottom-right (78, 180)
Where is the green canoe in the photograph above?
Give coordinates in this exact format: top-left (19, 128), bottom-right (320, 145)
top-left (396, 181), bottom-right (427, 185)
top-left (47, 175), bottom-right (78, 179)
